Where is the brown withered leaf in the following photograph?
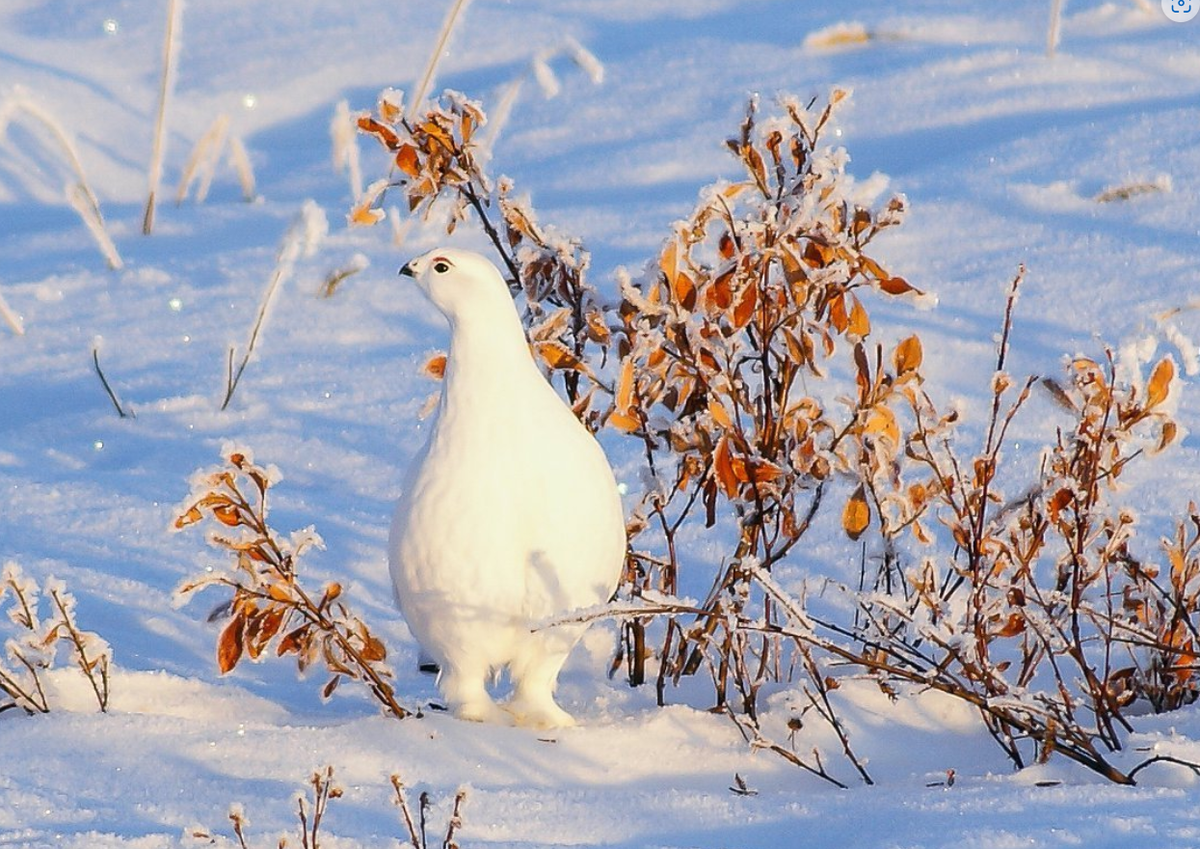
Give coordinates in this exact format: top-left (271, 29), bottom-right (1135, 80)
top-left (357, 116), bottom-right (399, 149)
top-left (878, 276), bottom-right (918, 296)
top-left (213, 504), bottom-right (242, 528)
top-left (535, 341), bottom-right (585, 373)
top-left (322, 675), bottom-right (341, 700)
top-left (1041, 378), bottom-right (1078, 412)
top-left (708, 268), bottom-right (735, 312)
top-left (732, 279), bottom-right (757, 329)
top-left (1146, 357), bottom-right (1174, 409)
top-left (218, 613), bottom-right (245, 674)
top-left (277, 625), bottom-right (309, 657)
top-left (395, 144), bottom-right (421, 178)
top-left (709, 398), bottom-right (733, 430)
top-left (803, 240), bottom-right (835, 269)
top-left (853, 342), bottom-right (871, 403)
top-left (422, 352), bottom-right (447, 381)
top-left (248, 606), bottom-right (286, 660)
top-left (674, 272), bottom-right (698, 312)
top-left (609, 411), bottom-right (640, 433)
top-left (1158, 420), bottom-right (1178, 453)
top-left (361, 634), bottom-right (388, 662)
top-left (865, 405), bottom-right (900, 449)
top-left (661, 238), bottom-right (679, 288)
top-left (615, 357), bottom-right (636, 414)
top-left (713, 435), bottom-right (740, 499)
top-left (848, 295), bottom-right (870, 339)
top-left (842, 484), bottom-right (871, 540)
top-left (320, 582), bottom-right (343, 610)
top-left (1048, 488), bottom-right (1074, 525)
top-left (995, 612), bottom-right (1026, 638)
top-left (893, 335), bottom-right (923, 375)
top-left (175, 505), bottom-right (204, 529)
top-left (829, 291), bottom-right (849, 334)
top-left (748, 458), bottom-right (785, 484)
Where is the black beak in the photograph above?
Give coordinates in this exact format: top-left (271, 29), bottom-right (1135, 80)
top-left (399, 261), bottom-right (415, 278)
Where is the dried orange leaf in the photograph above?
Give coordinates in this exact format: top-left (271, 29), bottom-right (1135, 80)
top-left (362, 635), bottom-right (388, 663)
top-left (674, 272), bottom-right (698, 311)
top-left (865, 405), bottom-right (900, 449)
top-left (608, 411), bottom-right (641, 433)
top-left (213, 504), bottom-right (241, 527)
top-left (422, 352), bottom-right (447, 381)
top-left (878, 276), bottom-right (918, 296)
top-left (842, 485), bottom-right (871, 541)
top-left (709, 398), bottom-right (733, 430)
top-left (893, 335), bottom-right (923, 375)
top-left (174, 505), bottom-right (204, 529)
top-left (395, 144), bottom-right (421, 178)
top-left (1158, 420), bottom-right (1178, 452)
top-left (535, 341), bottom-right (585, 373)
top-left (848, 295), bottom-right (870, 339)
top-left (829, 291), bottom-right (849, 334)
top-left (1147, 357), bottom-right (1174, 409)
top-left (349, 200), bottom-right (386, 227)
top-left (713, 435), bottom-right (740, 499)
top-left (732, 280), bottom-right (758, 329)
top-left (616, 357), bottom-right (636, 414)
top-left (218, 614), bottom-right (245, 674)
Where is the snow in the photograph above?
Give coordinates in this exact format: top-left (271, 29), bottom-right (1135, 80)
top-left (3, 0), bottom-right (1200, 846)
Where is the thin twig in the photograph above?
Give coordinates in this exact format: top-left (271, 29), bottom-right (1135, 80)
top-left (92, 346), bottom-right (134, 419)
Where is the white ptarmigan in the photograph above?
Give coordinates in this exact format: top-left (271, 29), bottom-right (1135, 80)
top-left (388, 248), bottom-right (625, 728)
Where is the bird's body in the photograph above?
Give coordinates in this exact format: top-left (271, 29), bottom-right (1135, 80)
top-left (389, 248), bottom-right (625, 728)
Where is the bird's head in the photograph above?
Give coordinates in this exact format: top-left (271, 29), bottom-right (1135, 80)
top-left (399, 248), bottom-right (512, 323)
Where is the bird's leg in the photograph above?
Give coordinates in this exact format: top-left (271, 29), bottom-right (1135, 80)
top-left (507, 651), bottom-right (576, 729)
top-left (439, 663), bottom-right (511, 725)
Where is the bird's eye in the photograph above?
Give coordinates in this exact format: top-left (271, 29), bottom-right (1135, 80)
top-left (433, 261), bottom-right (450, 274)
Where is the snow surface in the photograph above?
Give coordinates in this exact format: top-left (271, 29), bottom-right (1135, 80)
top-left (2, 0), bottom-right (1200, 846)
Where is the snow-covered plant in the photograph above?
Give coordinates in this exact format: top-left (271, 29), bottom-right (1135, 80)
top-left (355, 90), bottom-right (610, 410)
top-left (773, 271), bottom-right (1193, 784)
top-left (1125, 508), bottom-right (1200, 713)
top-left (0, 561), bottom-right (111, 714)
top-left (391, 774), bottom-right (468, 849)
top-left (602, 92), bottom-right (917, 715)
top-left (191, 766), bottom-right (467, 849)
top-left (173, 447), bottom-right (409, 719)
top-left (353, 82), bottom-right (1200, 785)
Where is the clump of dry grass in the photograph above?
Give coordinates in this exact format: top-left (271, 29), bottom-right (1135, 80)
top-left (0, 91), bottom-right (122, 269)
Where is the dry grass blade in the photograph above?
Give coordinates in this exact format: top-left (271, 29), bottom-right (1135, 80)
top-left (0, 286), bottom-right (24, 336)
top-left (409, 0), bottom-right (474, 119)
top-left (143, 0), bottom-right (183, 234)
top-left (66, 183), bottom-right (123, 270)
top-left (176, 113), bottom-right (230, 205)
top-left (222, 201), bottom-right (326, 410)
